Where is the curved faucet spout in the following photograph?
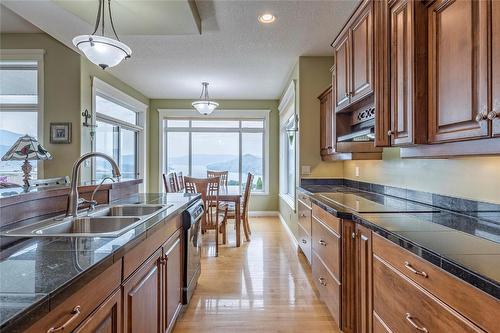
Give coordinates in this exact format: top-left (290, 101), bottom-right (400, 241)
top-left (66, 152), bottom-right (121, 217)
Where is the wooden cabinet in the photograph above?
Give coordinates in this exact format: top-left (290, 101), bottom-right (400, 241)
top-left (428, 0), bottom-right (489, 143)
top-left (385, 0), bottom-right (428, 146)
top-left (74, 289), bottom-right (121, 333)
top-left (350, 2), bottom-right (373, 104)
top-left (354, 224), bottom-right (372, 333)
top-left (123, 248), bottom-right (163, 333)
top-left (333, 0), bottom-right (374, 112)
top-left (162, 236), bottom-right (182, 333)
top-left (319, 85), bottom-right (335, 158)
top-left (335, 33), bottom-right (351, 111)
top-left (298, 197), bottom-right (312, 264)
top-left (492, 0), bottom-right (500, 136)
top-left (373, 254), bottom-right (483, 333)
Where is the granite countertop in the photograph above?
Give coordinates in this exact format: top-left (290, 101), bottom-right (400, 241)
top-left (298, 185), bottom-right (500, 299)
top-left (0, 192), bottom-right (200, 332)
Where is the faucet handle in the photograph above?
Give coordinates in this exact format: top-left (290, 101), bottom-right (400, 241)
top-left (77, 198), bottom-right (98, 210)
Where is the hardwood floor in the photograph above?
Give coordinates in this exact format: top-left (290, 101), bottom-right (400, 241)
top-left (173, 217), bottom-right (340, 333)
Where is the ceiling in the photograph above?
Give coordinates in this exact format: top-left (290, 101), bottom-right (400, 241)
top-left (1, 0), bottom-right (359, 100)
top-left (0, 5), bottom-right (41, 33)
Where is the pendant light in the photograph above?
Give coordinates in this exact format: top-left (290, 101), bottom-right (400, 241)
top-left (73, 0), bottom-right (131, 69)
top-left (192, 82), bottom-right (219, 115)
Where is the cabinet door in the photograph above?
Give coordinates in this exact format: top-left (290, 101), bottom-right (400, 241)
top-left (123, 248), bottom-right (162, 333)
top-left (428, 0), bottom-right (489, 143)
top-left (356, 224), bottom-right (372, 333)
top-left (319, 88), bottom-right (334, 155)
top-left (74, 289), bottom-right (121, 333)
top-left (350, 2), bottom-right (374, 104)
top-left (334, 32), bottom-right (351, 111)
top-left (163, 237), bottom-right (182, 333)
top-left (492, 0), bottom-right (500, 136)
top-left (389, 0), bottom-right (413, 145)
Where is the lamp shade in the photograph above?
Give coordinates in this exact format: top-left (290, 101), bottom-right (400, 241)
top-left (73, 35), bottom-right (131, 70)
top-left (191, 100), bottom-right (219, 115)
top-left (1, 135), bottom-right (52, 161)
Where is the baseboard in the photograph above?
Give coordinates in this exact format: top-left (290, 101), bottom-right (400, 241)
top-left (278, 213), bottom-right (298, 247)
top-left (248, 211), bottom-right (279, 217)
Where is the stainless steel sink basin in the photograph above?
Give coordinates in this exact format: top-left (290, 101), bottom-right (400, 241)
top-left (0, 203), bottom-right (173, 238)
top-left (90, 205), bottom-right (166, 217)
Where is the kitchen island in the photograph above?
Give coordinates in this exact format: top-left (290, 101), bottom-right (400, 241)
top-left (0, 192), bottom-right (201, 333)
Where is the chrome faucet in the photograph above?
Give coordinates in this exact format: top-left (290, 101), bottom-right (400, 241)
top-left (86, 176), bottom-right (116, 213)
top-left (66, 152), bottom-right (121, 218)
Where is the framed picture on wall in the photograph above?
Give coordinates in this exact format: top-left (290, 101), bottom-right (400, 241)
top-left (50, 122), bottom-right (72, 144)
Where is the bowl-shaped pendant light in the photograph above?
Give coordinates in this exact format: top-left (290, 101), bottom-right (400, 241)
top-left (192, 82), bottom-right (219, 115)
top-left (73, 0), bottom-right (131, 69)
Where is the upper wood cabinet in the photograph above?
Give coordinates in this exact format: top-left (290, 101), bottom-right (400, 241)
top-left (319, 85), bottom-right (335, 158)
top-left (387, 0), bottom-right (428, 146)
top-left (333, 0), bottom-right (374, 112)
top-left (427, 0), bottom-right (489, 143)
top-left (350, 3), bottom-right (374, 104)
top-left (492, 0), bottom-right (500, 137)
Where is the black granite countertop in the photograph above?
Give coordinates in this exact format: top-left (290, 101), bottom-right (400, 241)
top-left (0, 192), bottom-right (200, 332)
top-left (298, 185), bottom-right (500, 300)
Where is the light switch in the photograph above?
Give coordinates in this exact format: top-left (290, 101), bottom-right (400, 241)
top-left (301, 165), bottom-right (311, 176)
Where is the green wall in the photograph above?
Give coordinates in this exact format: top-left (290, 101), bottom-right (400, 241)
top-left (1, 33), bottom-right (149, 186)
top-left (0, 33), bottom-right (81, 178)
top-left (149, 99), bottom-right (279, 211)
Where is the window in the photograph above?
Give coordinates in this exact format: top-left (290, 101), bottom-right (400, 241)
top-left (0, 51), bottom-right (43, 185)
top-left (92, 78), bottom-right (146, 182)
top-left (163, 116), bottom-right (268, 193)
top-left (279, 81), bottom-right (297, 209)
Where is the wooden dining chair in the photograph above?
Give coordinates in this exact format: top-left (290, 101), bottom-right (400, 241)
top-left (226, 172), bottom-right (254, 241)
top-left (184, 176), bottom-right (228, 256)
top-left (176, 172), bottom-right (185, 192)
top-left (162, 172), bottom-right (178, 193)
top-left (207, 170), bottom-right (229, 187)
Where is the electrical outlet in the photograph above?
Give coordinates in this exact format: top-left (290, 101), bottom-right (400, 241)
top-left (355, 166), bottom-right (360, 177)
top-left (301, 165), bottom-right (311, 176)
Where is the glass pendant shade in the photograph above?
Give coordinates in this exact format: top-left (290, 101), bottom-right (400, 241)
top-left (192, 82), bottom-right (219, 115)
top-left (191, 100), bottom-right (219, 115)
top-left (73, 35), bottom-right (131, 70)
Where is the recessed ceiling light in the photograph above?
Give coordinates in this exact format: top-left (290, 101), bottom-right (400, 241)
top-left (258, 13), bottom-right (276, 24)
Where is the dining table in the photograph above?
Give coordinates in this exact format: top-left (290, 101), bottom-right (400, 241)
top-left (212, 186), bottom-right (245, 247)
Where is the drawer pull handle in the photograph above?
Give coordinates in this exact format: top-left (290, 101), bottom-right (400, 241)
top-left (302, 239), bottom-right (307, 244)
top-left (404, 261), bottom-right (428, 278)
top-left (47, 305), bottom-right (81, 333)
top-left (318, 240), bottom-right (327, 246)
top-left (318, 277), bottom-right (327, 287)
top-left (405, 313), bottom-right (428, 333)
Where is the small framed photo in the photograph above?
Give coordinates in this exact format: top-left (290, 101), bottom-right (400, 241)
top-left (50, 122), bottom-right (72, 144)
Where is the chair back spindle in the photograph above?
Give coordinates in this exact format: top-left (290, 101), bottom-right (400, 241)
top-left (163, 172), bottom-right (178, 193)
top-left (207, 170), bottom-right (229, 187)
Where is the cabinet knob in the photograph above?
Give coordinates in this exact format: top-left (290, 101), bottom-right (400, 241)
top-left (318, 239), bottom-right (327, 246)
top-left (318, 277), bottom-right (327, 287)
top-left (351, 232), bottom-right (357, 239)
top-left (387, 130), bottom-right (393, 136)
top-left (487, 111), bottom-right (498, 120)
top-left (476, 112), bottom-right (488, 122)
top-left (47, 306), bottom-right (82, 333)
top-left (404, 261), bottom-right (428, 278)
top-left (301, 239), bottom-right (307, 244)
top-left (405, 313), bottom-right (428, 333)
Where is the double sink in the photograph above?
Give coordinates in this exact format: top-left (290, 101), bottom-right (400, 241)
top-left (1, 204), bottom-right (173, 238)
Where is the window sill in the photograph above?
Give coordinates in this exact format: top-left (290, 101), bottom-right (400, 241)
top-left (251, 191), bottom-right (269, 196)
top-left (279, 194), bottom-right (295, 211)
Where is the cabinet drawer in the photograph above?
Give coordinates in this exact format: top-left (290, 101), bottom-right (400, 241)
top-left (373, 255), bottom-right (484, 333)
top-left (373, 311), bottom-right (393, 333)
top-left (312, 203), bottom-right (341, 235)
top-left (298, 201), bottom-right (312, 235)
top-left (373, 234), bottom-right (499, 332)
top-left (25, 261), bottom-right (121, 333)
top-left (312, 217), bottom-right (340, 280)
top-left (298, 192), bottom-right (312, 208)
top-left (297, 223), bottom-right (311, 264)
top-left (312, 251), bottom-right (341, 326)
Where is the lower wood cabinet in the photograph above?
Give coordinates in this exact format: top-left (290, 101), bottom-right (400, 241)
top-left (162, 235), bottom-right (182, 333)
top-left (74, 289), bottom-right (122, 333)
top-left (298, 197), bottom-right (313, 264)
top-left (373, 254), bottom-right (483, 333)
top-left (312, 251), bottom-right (341, 326)
top-left (122, 248), bottom-right (163, 333)
top-left (354, 224), bottom-right (372, 333)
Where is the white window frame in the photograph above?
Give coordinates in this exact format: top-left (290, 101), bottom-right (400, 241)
top-left (91, 78), bottom-right (147, 188)
top-left (279, 80), bottom-right (297, 210)
top-left (158, 109), bottom-right (270, 195)
top-left (0, 49), bottom-right (45, 178)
